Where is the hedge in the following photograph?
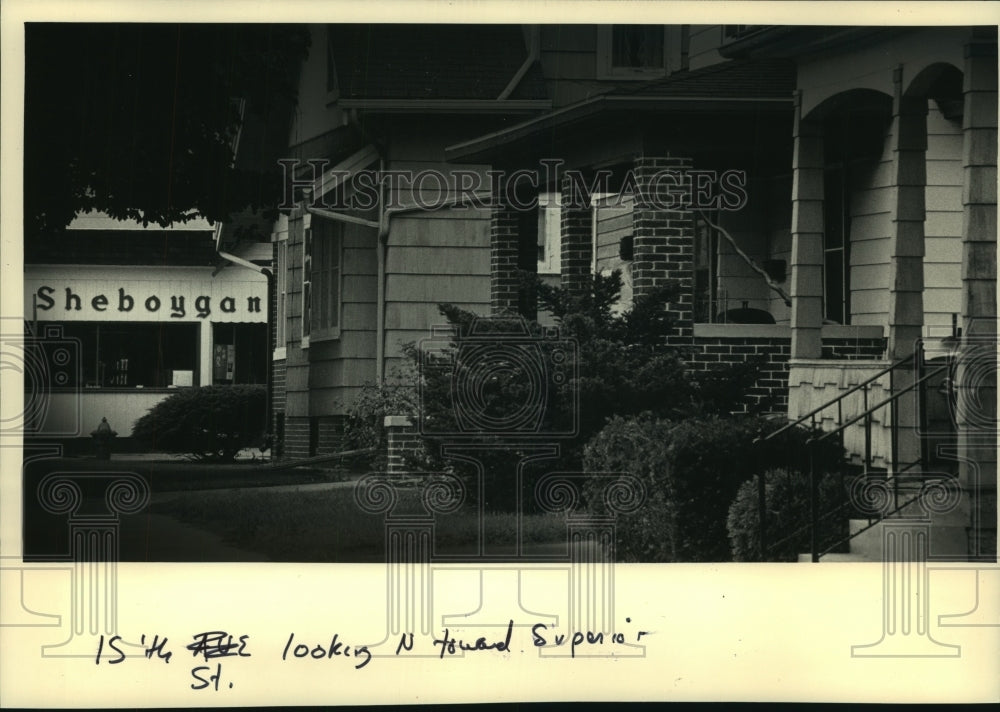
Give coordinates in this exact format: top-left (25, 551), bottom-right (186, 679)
top-left (131, 385), bottom-right (266, 461)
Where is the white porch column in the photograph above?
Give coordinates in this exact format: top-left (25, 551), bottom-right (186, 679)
top-left (957, 30), bottom-right (998, 560)
top-left (790, 91), bottom-right (825, 359)
top-left (888, 68), bottom-right (928, 361)
top-left (199, 319), bottom-right (213, 386)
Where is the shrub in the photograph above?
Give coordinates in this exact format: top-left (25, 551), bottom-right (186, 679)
top-left (583, 413), bottom-right (845, 562)
top-left (342, 364), bottom-right (418, 472)
top-left (408, 271), bottom-right (762, 512)
top-left (727, 469), bottom-right (848, 562)
top-left (131, 385), bottom-right (266, 461)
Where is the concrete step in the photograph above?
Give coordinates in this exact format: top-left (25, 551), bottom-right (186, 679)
top-left (848, 516), bottom-right (968, 561)
top-left (797, 552), bottom-right (873, 562)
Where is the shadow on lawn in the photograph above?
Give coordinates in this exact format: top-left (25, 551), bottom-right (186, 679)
top-left (151, 487), bottom-right (570, 563)
top-left (21, 453), bottom-right (370, 560)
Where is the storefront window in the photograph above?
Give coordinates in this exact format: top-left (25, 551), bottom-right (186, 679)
top-left (46, 321), bottom-right (198, 388)
top-left (212, 323), bottom-right (267, 384)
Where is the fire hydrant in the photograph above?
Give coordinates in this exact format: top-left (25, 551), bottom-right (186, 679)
top-left (91, 417), bottom-right (117, 460)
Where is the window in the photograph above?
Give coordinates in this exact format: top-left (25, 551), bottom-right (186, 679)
top-left (722, 25), bottom-right (764, 40)
top-left (597, 25), bottom-right (668, 79)
top-left (309, 217), bottom-right (343, 340)
top-left (536, 192), bottom-right (561, 274)
top-left (274, 225), bottom-right (288, 354)
top-left (823, 165), bottom-right (850, 325)
top-left (44, 322), bottom-right (199, 389)
top-left (693, 212), bottom-right (719, 323)
top-left (301, 214), bottom-right (312, 345)
top-left (212, 323), bottom-right (267, 384)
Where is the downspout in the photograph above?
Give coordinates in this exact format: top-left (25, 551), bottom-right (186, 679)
top-left (376, 158), bottom-right (388, 384)
top-left (498, 26), bottom-right (540, 101)
top-left (304, 157), bottom-right (492, 384)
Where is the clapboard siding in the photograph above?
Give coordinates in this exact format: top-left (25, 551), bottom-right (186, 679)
top-left (688, 26), bottom-right (725, 71)
top-left (595, 197), bottom-right (634, 311)
top-left (848, 144), bottom-right (893, 325)
top-left (923, 104), bottom-right (964, 331)
top-left (384, 302), bottom-right (485, 330)
top-left (387, 246), bottom-right (490, 274)
top-left (538, 25), bottom-right (602, 106)
top-left (382, 152), bottom-right (491, 375)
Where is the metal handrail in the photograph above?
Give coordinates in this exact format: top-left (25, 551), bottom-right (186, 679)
top-left (809, 364), bottom-right (948, 443)
top-left (756, 338), bottom-right (955, 561)
top-left (757, 352), bottom-right (921, 443)
top-left (816, 484), bottom-right (944, 558)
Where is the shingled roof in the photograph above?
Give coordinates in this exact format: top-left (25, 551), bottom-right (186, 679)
top-left (329, 24), bottom-right (548, 101)
top-left (614, 58), bottom-right (796, 99)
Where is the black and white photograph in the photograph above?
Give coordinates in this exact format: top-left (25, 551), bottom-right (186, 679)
top-left (2, 1), bottom-right (998, 706)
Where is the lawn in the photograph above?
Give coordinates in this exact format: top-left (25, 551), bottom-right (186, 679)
top-left (23, 453), bottom-right (369, 493)
top-left (152, 485), bottom-right (570, 562)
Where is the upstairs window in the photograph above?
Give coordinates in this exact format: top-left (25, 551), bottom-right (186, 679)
top-left (597, 25), bottom-right (668, 79)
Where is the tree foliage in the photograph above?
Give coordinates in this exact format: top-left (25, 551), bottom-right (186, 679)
top-left (24, 23), bottom-right (311, 235)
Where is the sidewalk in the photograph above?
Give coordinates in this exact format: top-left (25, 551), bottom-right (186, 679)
top-left (118, 510), bottom-right (269, 562)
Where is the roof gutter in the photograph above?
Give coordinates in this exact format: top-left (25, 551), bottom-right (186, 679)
top-left (445, 94), bottom-right (793, 162)
top-left (337, 98), bottom-right (551, 114)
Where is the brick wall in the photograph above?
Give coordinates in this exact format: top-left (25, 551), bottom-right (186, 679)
top-left (689, 336), bottom-right (792, 413)
top-left (686, 335), bottom-right (888, 415)
top-left (284, 416), bottom-right (310, 460)
top-left (314, 416), bottom-right (347, 455)
top-left (283, 414), bottom-right (346, 460)
top-left (490, 205), bottom-right (520, 314)
top-left (273, 358), bottom-right (287, 455)
top-left (821, 337), bottom-right (887, 360)
top-left (385, 416), bottom-right (421, 475)
top-left (632, 156), bottom-right (695, 338)
top-left (560, 173), bottom-right (593, 298)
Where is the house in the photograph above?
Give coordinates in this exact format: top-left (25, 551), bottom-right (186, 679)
top-left (267, 24), bottom-right (995, 560)
top-left (22, 213), bottom-right (270, 452)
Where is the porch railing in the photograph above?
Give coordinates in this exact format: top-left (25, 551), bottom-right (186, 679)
top-left (755, 341), bottom-right (953, 561)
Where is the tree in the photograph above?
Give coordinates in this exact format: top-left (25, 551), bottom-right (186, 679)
top-left (24, 23), bottom-right (311, 235)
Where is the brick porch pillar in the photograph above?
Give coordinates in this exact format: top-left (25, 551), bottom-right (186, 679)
top-left (958, 30), bottom-right (998, 560)
top-left (789, 91), bottom-right (825, 359)
top-left (631, 155), bottom-right (694, 339)
top-left (888, 70), bottom-right (929, 361)
top-left (385, 415), bottom-right (419, 476)
top-left (560, 172), bottom-right (593, 298)
top-left (490, 204), bottom-right (520, 314)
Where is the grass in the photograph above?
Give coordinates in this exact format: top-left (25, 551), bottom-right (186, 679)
top-left (152, 486), bottom-right (569, 562)
top-left (23, 454), bottom-right (372, 493)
